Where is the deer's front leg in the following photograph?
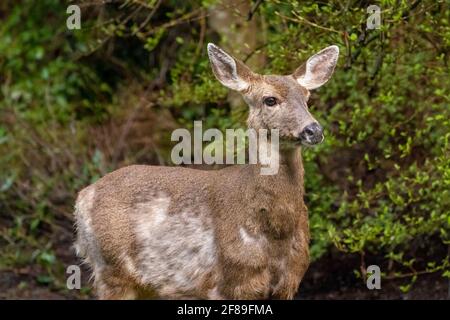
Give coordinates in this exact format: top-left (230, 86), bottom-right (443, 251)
top-left (219, 263), bottom-right (271, 299)
top-left (216, 224), bottom-right (272, 299)
top-left (271, 226), bottom-right (310, 300)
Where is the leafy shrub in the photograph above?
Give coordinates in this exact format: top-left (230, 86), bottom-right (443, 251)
top-left (0, 0), bottom-right (448, 295)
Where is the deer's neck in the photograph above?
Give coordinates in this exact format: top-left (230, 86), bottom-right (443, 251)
top-left (215, 143), bottom-right (306, 241)
top-left (278, 145), bottom-right (303, 175)
top-left (250, 144), bottom-right (305, 240)
top-left (259, 137), bottom-right (304, 181)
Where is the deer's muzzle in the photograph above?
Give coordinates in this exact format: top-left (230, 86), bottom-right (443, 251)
top-left (299, 123), bottom-right (324, 145)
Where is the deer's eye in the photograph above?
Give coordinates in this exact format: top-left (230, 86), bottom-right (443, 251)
top-left (263, 97), bottom-right (277, 107)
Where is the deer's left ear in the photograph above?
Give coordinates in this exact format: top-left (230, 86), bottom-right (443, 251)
top-left (293, 45), bottom-right (339, 90)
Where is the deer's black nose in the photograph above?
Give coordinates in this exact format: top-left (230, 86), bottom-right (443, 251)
top-left (300, 123), bottom-right (324, 145)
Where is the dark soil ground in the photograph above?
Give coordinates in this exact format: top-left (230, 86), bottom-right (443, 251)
top-left (298, 253), bottom-right (450, 300)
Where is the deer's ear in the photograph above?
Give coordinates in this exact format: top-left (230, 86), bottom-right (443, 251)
top-left (294, 45), bottom-right (339, 90)
top-left (207, 43), bottom-right (253, 92)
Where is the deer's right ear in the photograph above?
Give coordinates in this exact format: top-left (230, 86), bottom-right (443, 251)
top-left (207, 43), bottom-right (253, 92)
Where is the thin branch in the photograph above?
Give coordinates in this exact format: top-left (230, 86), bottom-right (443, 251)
top-left (135, 0), bottom-right (163, 33)
top-left (247, 0), bottom-right (264, 21)
top-left (195, 9), bottom-right (207, 58)
top-left (276, 11), bottom-right (341, 34)
top-left (243, 42), bottom-right (268, 63)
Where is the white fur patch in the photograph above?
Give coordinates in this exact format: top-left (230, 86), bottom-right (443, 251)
top-left (132, 194), bottom-right (217, 296)
top-left (239, 227), bottom-right (267, 250)
top-left (74, 186), bottom-right (105, 278)
top-left (208, 286), bottom-right (223, 300)
top-left (121, 254), bottom-right (138, 276)
top-left (239, 227), bottom-right (257, 244)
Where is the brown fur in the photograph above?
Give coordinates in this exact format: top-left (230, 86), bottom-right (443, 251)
top-left (74, 43), bottom-right (338, 299)
top-left (76, 149), bottom-right (308, 299)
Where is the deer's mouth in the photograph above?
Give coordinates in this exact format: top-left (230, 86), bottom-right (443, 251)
top-left (290, 133), bottom-right (324, 147)
top-left (281, 135), bottom-right (324, 147)
top-left (299, 133), bottom-right (324, 146)
top-left (299, 136), bottom-right (324, 146)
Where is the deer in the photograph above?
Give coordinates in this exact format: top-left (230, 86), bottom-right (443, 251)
top-left (74, 43), bottom-right (339, 299)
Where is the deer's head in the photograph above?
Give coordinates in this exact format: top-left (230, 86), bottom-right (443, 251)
top-left (207, 43), bottom-right (339, 146)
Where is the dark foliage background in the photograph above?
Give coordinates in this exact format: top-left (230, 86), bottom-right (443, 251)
top-left (0, 0), bottom-right (449, 299)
